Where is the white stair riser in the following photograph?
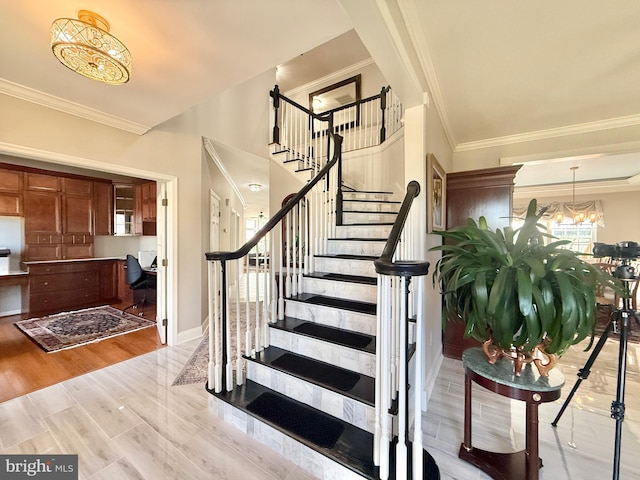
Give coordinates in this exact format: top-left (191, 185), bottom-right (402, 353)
top-left (327, 239), bottom-right (384, 256)
top-left (343, 212), bottom-right (397, 224)
top-left (303, 277), bottom-right (377, 303)
top-left (246, 361), bottom-right (375, 433)
top-left (343, 192), bottom-right (393, 202)
top-left (284, 299), bottom-right (376, 336)
top-left (334, 224), bottom-right (391, 239)
top-left (313, 256), bottom-right (377, 277)
top-left (343, 201), bottom-right (399, 213)
top-left (269, 327), bottom-right (375, 377)
top-left (211, 397), bottom-right (367, 480)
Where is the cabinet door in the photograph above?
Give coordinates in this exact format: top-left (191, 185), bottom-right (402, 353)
top-left (24, 190), bottom-right (61, 234)
top-left (93, 182), bottom-right (113, 236)
top-left (99, 261), bottom-right (118, 301)
top-left (0, 193), bottom-right (22, 216)
top-left (25, 173), bottom-right (60, 191)
top-left (0, 168), bottom-right (22, 191)
top-left (62, 178), bottom-right (93, 196)
top-left (142, 182), bottom-right (157, 221)
top-left (63, 194), bottom-right (93, 236)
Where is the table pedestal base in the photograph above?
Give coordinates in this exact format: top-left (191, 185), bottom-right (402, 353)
top-left (459, 444), bottom-right (541, 480)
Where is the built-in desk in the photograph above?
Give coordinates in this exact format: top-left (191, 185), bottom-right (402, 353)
top-left (23, 258), bottom-right (121, 316)
top-left (0, 270), bottom-right (29, 287)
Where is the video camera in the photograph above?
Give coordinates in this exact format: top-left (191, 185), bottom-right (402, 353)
top-left (593, 241), bottom-right (639, 279)
top-left (593, 241), bottom-right (640, 260)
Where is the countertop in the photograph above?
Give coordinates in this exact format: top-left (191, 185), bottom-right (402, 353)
top-left (22, 257), bottom-right (126, 265)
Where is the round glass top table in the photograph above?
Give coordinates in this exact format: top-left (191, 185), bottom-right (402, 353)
top-left (459, 347), bottom-right (565, 480)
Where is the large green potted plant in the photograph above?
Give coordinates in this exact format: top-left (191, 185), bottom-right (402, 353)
top-left (431, 199), bottom-right (620, 375)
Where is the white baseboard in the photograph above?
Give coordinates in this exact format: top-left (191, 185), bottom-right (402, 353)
top-left (176, 325), bottom-right (204, 344)
top-left (0, 309), bottom-right (22, 318)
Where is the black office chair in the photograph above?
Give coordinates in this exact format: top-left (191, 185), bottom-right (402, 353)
top-left (123, 254), bottom-right (152, 316)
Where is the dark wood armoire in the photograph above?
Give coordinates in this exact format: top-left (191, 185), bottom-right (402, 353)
top-left (442, 165), bottom-right (521, 359)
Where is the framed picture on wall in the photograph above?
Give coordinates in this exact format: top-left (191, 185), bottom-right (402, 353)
top-left (427, 154), bottom-right (446, 232)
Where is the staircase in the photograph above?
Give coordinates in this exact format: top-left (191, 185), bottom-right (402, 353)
top-left (205, 86), bottom-right (438, 479)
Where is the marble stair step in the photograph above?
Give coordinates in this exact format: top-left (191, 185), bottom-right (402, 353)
top-left (313, 254), bottom-right (378, 278)
top-left (334, 224), bottom-right (392, 239)
top-left (269, 317), bottom-right (375, 377)
top-left (212, 379), bottom-right (378, 480)
top-left (303, 272), bottom-right (377, 303)
top-left (284, 294), bottom-right (376, 336)
top-left (342, 211), bottom-right (398, 225)
top-left (245, 348), bottom-right (375, 433)
top-left (326, 238), bottom-right (386, 256)
top-left (343, 199), bottom-right (400, 213)
top-left (343, 191), bottom-right (394, 202)
top-left (247, 346), bottom-right (374, 406)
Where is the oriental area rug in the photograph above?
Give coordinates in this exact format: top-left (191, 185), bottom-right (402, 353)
top-left (15, 305), bottom-right (155, 353)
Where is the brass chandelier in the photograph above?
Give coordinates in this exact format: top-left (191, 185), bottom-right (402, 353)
top-left (51, 10), bottom-right (131, 85)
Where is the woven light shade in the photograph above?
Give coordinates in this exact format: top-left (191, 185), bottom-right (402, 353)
top-left (51, 10), bottom-right (131, 85)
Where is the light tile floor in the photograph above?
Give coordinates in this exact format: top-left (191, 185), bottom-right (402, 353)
top-left (0, 332), bottom-right (638, 479)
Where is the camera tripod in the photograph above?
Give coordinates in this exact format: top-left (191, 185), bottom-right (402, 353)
top-left (551, 273), bottom-right (639, 480)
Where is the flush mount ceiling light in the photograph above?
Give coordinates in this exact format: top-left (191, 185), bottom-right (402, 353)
top-left (248, 183), bottom-right (262, 192)
top-left (51, 10), bottom-right (131, 85)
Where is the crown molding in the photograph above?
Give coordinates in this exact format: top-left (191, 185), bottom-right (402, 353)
top-left (283, 58), bottom-right (375, 98)
top-left (397, 0), bottom-right (456, 150)
top-left (0, 78), bottom-right (150, 135)
top-left (513, 178), bottom-right (640, 199)
top-left (455, 113), bottom-right (640, 153)
top-left (203, 138), bottom-right (246, 209)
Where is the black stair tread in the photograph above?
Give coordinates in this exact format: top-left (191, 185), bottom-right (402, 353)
top-left (289, 293), bottom-right (377, 316)
top-left (304, 271), bottom-right (377, 285)
top-left (344, 189), bottom-right (394, 194)
top-left (343, 199), bottom-right (401, 204)
top-left (343, 210), bottom-right (398, 214)
top-left (314, 253), bottom-right (377, 261)
top-left (272, 317), bottom-right (376, 353)
top-left (213, 379), bottom-right (378, 478)
top-left (342, 221), bottom-right (393, 227)
top-left (251, 346), bottom-right (374, 405)
top-left (212, 380), bottom-right (440, 480)
top-left (327, 237), bottom-right (387, 242)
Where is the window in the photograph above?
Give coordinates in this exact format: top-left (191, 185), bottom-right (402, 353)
top-left (512, 216), bottom-right (597, 261)
top-left (550, 219), bottom-right (597, 259)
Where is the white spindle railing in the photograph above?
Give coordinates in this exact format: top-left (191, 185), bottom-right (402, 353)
top-left (373, 181), bottom-right (429, 480)
top-left (206, 134), bottom-right (342, 395)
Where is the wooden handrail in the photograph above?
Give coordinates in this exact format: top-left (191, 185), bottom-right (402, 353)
top-left (374, 180), bottom-right (429, 277)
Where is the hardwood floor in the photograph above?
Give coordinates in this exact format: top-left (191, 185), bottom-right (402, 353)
top-left (0, 302), bottom-right (164, 403)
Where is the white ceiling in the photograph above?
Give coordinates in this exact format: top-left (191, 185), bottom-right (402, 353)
top-left (2, 0), bottom-right (640, 206)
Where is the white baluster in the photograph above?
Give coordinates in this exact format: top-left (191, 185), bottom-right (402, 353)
top-left (235, 258), bottom-right (243, 385)
top-left (395, 276), bottom-right (408, 480)
top-left (412, 275), bottom-right (425, 479)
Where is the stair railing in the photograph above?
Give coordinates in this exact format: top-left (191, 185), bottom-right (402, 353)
top-left (270, 85), bottom-right (403, 224)
top-left (205, 131), bottom-right (343, 394)
top-left (271, 85), bottom-right (403, 159)
top-left (373, 180), bottom-right (430, 480)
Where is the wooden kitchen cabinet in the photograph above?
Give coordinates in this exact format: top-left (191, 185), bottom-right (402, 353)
top-left (27, 260), bottom-right (119, 316)
top-left (135, 181), bottom-right (157, 236)
top-left (61, 178), bottom-right (93, 236)
top-left (23, 173), bottom-right (95, 261)
top-left (141, 181), bottom-right (156, 221)
top-left (0, 167), bottom-right (23, 216)
top-left (93, 181), bottom-right (113, 236)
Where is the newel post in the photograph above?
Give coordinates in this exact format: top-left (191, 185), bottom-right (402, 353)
top-left (379, 86), bottom-right (389, 143)
top-left (271, 85), bottom-right (280, 144)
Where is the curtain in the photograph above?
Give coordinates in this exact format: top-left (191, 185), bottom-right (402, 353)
top-left (513, 200), bottom-right (605, 227)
